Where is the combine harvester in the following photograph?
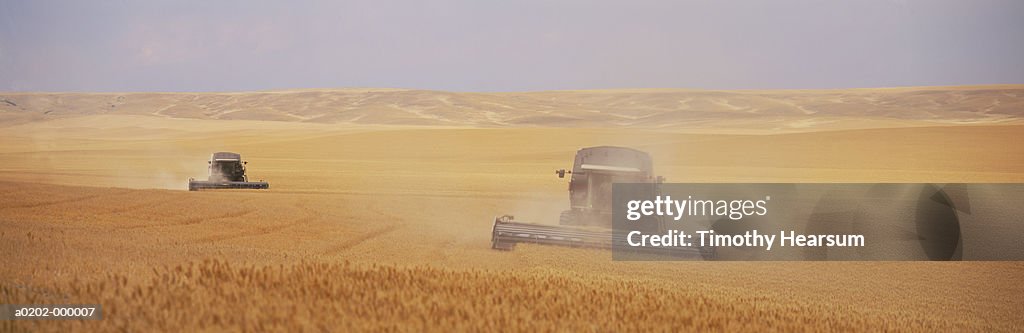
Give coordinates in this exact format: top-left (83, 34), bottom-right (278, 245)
top-left (188, 152), bottom-right (269, 191)
top-left (491, 146), bottom-right (715, 259)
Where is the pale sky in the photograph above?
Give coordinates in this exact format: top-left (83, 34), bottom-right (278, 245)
top-left (1, 0), bottom-right (1022, 92)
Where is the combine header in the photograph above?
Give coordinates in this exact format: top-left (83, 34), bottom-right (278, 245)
top-left (188, 152), bottom-right (269, 191)
top-left (490, 146), bottom-right (714, 259)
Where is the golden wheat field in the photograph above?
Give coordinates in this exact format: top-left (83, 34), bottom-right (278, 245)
top-left (2, 87), bottom-right (1024, 331)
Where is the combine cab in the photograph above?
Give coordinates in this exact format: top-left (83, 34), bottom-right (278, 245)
top-left (491, 146), bottom-right (714, 259)
top-left (558, 146), bottom-right (655, 227)
top-left (187, 152), bottom-right (269, 191)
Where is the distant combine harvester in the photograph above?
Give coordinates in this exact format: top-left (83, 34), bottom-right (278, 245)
top-left (188, 152), bottom-right (269, 191)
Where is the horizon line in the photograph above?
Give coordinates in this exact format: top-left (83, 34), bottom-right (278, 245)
top-left (3, 83), bottom-right (1024, 95)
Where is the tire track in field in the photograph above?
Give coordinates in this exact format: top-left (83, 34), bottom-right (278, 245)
top-left (97, 194), bottom-right (188, 216)
top-left (194, 215), bottom-right (315, 243)
top-left (124, 210), bottom-right (256, 228)
top-left (317, 202), bottom-right (408, 255)
top-left (119, 198), bottom-right (257, 229)
top-left (0, 189), bottom-right (135, 210)
top-left (194, 201), bottom-right (317, 243)
top-left (320, 223), bottom-right (404, 255)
